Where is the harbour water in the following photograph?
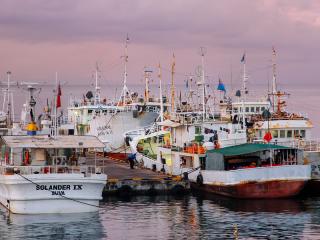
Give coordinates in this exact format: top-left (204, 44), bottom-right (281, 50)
top-left (1, 195), bottom-right (320, 239)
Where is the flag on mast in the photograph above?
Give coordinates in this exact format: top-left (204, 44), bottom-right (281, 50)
top-left (56, 83), bottom-right (62, 108)
top-left (263, 131), bottom-right (272, 143)
top-left (241, 53), bottom-right (246, 63)
top-left (217, 79), bottom-right (226, 92)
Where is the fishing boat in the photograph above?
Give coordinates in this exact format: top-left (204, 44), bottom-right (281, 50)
top-left (233, 49), bottom-right (319, 192)
top-left (192, 143), bottom-right (310, 198)
top-left (126, 53), bottom-right (247, 174)
top-left (0, 135), bottom-right (107, 214)
top-left (127, 122), bottom-right (311, 198)
top-left (67, 40), bottom-right (165, 152)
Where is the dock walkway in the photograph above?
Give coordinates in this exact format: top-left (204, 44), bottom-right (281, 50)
top-left (87, 154), bottom-right (190, 196)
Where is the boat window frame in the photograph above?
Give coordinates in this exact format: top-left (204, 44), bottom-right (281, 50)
top-left (272, 130), bottom-right (279, 138)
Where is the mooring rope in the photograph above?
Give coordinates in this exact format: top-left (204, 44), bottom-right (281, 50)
top-left (17, 173), bottom-right (103, 209)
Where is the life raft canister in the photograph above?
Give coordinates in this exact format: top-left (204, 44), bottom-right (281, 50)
top-left (4, 152), bottom-right (9, 164)
top-left (24, 150), bottom-right (30, 165)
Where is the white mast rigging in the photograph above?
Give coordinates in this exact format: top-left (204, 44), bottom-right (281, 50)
top-left (241, 52), bottom-right (248, 101)
top-left (3, 71), bottom-right (14, 126)
top-left (158, 63), bottom-right (164, 123)
top-left (118, 35), bottom-right (132, 106)
top-left (271, 47), bottom-right (277, 111)
top-left (199, 47), bottom-right (207, 120)
top-left (144, 67), bottom-right (152, 102)
top-left (94, 63), bottom-right (101, 105)
top-left (171, 54), bottom-right (176, 113)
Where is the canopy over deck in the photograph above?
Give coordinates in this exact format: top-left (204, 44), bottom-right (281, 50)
top-left (1, 135), bottom-right (105, 149)
top-left (207, 143), bottom-right (291, 157)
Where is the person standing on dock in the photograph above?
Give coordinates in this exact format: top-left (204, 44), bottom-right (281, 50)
top-left (128, 153), bottom-right (136, 169)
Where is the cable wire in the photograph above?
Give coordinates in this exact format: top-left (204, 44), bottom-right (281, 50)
top-left (17, 172), bottom-right (103, 209)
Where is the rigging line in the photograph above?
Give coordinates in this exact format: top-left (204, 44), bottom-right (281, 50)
top-left (161, 67), bottom-right (218, 80)
top-left (109, 144), bottom-right (130, 153)
top-left (17, 173), bottom-right (103, 209)
top-left (102, 60), bottom-right (123, 72)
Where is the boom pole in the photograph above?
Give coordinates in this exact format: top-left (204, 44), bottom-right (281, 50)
top-left (158, 63), bottom-right (164, 123)
top-left (171, 53), bottom-right (175, 113)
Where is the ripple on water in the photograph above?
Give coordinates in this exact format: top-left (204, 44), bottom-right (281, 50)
top-left (1, 195), bottom-right (320, 239)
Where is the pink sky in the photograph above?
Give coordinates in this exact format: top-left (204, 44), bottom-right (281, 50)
top-left (0, 0), bottom-right (320, 90)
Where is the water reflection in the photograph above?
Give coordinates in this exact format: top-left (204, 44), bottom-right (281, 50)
top-left (101, 195), bottom-right (315, 240)
top-left (193, 194), bottom-right (313, 239)
top-left (194, 192), bottom-right (307, 213)
top-left (0, 205), bottom-right (105, 240)
top-left (1, 195), bottom-right (320, 239)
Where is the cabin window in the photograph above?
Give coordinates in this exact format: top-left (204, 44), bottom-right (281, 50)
top-left (88, 109), bottom-right (93, 114)
top-left (294, 130), bottom-right (300, 137)
top-left (250, 107), bottom-right (255, 112)
top-left (256, 107), bottom-right (260, 112)
top-left (272, 130), bottom-right (279, 138)
top-left (200, 157), bottom-right (206, 170)
top-left (300, 130), bottom-right (306, 138)
top-left (287, 130), bottom-right (293, 138)
top-left (239, 107), bottom-right (243, 112)
top-left (234, 107), bottom-right (238, 113)
top-left (181, 156), bottom-right (194, 168)
top-left (261, 107), bottom-right (265, 112)
top-left (195, 126), bottom-right (202, 134)
top-left (280, 130), bottom-right (285, 138)
top-left (245, 107), bottom-right (250, 112)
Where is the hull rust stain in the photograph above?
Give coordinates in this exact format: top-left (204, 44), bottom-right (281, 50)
top-left (192, 180), bottom-right (307, 199)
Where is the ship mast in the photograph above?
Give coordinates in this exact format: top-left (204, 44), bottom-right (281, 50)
top-left (199, 47), bottom-right (207, 120)
top-left (158, 63), bottom-right (164, 123)
top-left (94, 63), bottom-right (101, 105)
top-left (268, 47), bottom-right (290, 115)
top-left (5, 71), bottom-right (14, 127)
top-left (118, 35), bottom-right (132, 106)
top-left (240, 53), bottom-right (247, 131)
top-left (171, 53), bottom-right (176, 113)
top-left (241, 52), bottom-right (248, 101)
top-left (144, 67), bottom-right (152, 102)
top-left (271, 47), bottom-right (277, 111)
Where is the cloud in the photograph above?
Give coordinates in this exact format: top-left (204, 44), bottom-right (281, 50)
top-left (0, 0), bottom-right (318, 46)
top-left (0, 0), bottom-right (319, 86)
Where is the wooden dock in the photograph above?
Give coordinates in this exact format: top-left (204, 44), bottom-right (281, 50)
top-left (87, 154), bottom-right (190, 196)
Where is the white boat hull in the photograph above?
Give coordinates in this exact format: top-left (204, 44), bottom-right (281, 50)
top-left (88, 111), bottom-right (158, 151)
top-left (0, 173), bottom-right (107, 214)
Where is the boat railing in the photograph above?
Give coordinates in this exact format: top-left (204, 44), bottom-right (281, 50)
top-left (125, 123), bottom-right (162, 139)
top-left (0, 164), bottom-right (104, 176)
top-left (275, 139), bottom-right (320, 152)
top-left (201, 164), bottom-right (310, 184)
